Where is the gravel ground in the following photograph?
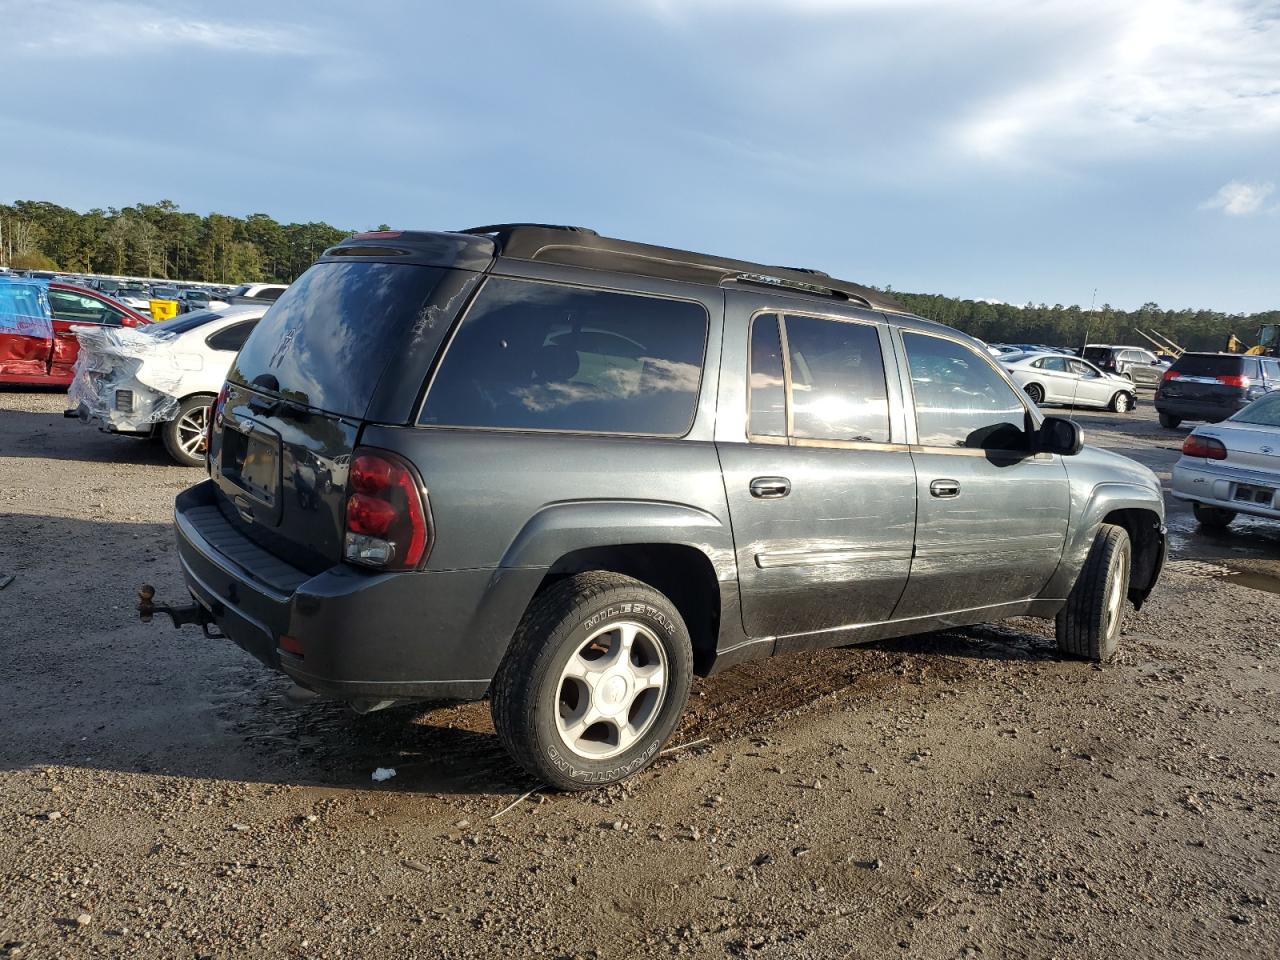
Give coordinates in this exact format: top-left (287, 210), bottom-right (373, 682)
top-left (1, 389), bottom-right (1278, 959)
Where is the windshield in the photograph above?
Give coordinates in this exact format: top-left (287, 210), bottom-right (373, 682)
top-left (230, 261), bottom-right (446, 417)
top-left (1232, 393), bottom-right (1280, 427)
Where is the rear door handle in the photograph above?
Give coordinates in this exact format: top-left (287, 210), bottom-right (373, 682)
top-left (750, 476), bottom-right (791, 499)
top-left (929, 479), bottom-right (960, 499)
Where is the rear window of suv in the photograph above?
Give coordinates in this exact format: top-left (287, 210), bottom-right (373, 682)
top-left (1169, 354), bottom-right (1260, 378)
top-left (421, 277), bottom-right (707, 436)
top-left (230, 261), bottom-right (445, 417)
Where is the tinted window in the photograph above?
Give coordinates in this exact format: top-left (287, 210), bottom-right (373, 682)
top-left (1261, 359), bottom-right (1280, 381)
top-left (749, 314), bottom-right (786, 438)
top-left (903, 332), bottom-right (1028, 449)
top-left (232, 262), bottom-right (445, 417)
top-left (784, 314), bottom-right (890, 443)
top-left (1170, 354), bottom-right (1259, 378)
top-left (152, 310), bottom-right (221, 335)
top-left (206, 319), bottom-right (260, 352)
top-left (422, 277), bottom-right (707, 436)
top-left (1082, 347), bottom-right (1109, 362)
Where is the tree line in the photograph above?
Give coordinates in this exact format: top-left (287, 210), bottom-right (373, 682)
top-left (2, 199), bottom-right (1275, 352)
top-left (0, 200), bottom-right (352, 285)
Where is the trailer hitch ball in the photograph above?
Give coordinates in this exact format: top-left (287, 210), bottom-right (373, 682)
top-left (138, 584), bottom-right (157, 622)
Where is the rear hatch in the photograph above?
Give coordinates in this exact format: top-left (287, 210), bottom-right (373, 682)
top-left (1082, 346), bottom-right (1115, 371)
top-left (1160, 354), bottom-right (1260, 407)
top-left (210, 237), bottom-right (491, 573)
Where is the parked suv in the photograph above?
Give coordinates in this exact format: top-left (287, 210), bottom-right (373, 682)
top-left (147, 225), bottom-right (1166, 789)
top-left (1154, 352), bottom-right (1280, 428)
top-left (1081, 345), bottom-right (1169, 388)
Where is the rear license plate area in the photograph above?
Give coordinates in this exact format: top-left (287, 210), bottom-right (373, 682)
top-left (1233, 483), bottom-right (1275, 505)
top-left (221, 422), bottom-right (282, 510)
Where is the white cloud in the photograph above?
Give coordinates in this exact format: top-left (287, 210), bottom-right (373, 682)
top-left (2, 1), bottom-right (319, 56)
top-left (1199, 179), bottom-right (1276, 215)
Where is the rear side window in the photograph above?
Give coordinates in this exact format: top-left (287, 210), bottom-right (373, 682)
top-left (785, 314), bottom-right (890, 443)
top-left (231, 262), bottom-right (445, 417)
top-left (206, 319), bottom-right (259, 352)
top-left (903, 332), bottom-right (1028, 449)
top-left (1260, 358), bottom-right (1280, 381)
top-left (1170, 354), bottom-right (1259, 378)
top-left (421, 277), bottom-right (707, 436)
top-left (749, 314), bottom-right (787, 438)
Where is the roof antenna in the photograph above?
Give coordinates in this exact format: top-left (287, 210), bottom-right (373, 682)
top-left (1066, 288), bottom-right (1097, 422)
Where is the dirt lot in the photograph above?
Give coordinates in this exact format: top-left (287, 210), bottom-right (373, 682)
top-left (1, 389), bottom-right (1278, 959)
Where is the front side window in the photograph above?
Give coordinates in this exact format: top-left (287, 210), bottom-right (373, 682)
top-left (422, 278), bottom-right (707, 436)
top-left (784, 314), bottom-right (890, 443)
top-left (903, 332), bottom-right (1029, 449)
top-left (49, 290), bottom-right (125, 326)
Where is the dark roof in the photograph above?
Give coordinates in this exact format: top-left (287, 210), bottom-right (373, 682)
top-left (458, 224), bottom-right (907, 313)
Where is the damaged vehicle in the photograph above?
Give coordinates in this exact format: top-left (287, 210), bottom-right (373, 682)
top-left (144, 225), bottom-right (1167, 790)
top-left (67, 305), bottom-right (265, 466)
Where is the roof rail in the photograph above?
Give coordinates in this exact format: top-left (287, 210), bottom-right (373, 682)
top-left (455, 223), bottom-right (905, 313)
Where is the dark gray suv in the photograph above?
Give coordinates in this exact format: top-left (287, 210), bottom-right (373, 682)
top-left (150, 225), bottom-right (1166, 789)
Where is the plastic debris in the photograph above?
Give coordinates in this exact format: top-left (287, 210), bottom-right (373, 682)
top-left (371, 767), bottom-right (396, 782)
top-left (67, 324), bottom-right (187, 427)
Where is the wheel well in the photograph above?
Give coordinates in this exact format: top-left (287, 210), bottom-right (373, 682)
top-left (536, 545), bottom-right (721, 675)
top-left (1102, 508), bottom-right (1162, 605)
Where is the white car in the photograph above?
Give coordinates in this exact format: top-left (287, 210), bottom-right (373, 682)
top-left (67, 305), bottom-right (266, 466)
top-left (1171, 392), bottom-right (1280, 528)
top-left (1001, 351), bottom-right (1138, 413)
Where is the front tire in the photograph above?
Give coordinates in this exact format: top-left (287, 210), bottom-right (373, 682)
top-left (1024, 383), bottom-right (1045, 405)
top-left (1192, 501), bottom-right (1236, 529)
top-left (1158, 412), bottom-right (1181, 429)
top-left (1056, 524), bottom-right (1131, 662)
top-left (1109, 391), bottom-right (1134, 413)
top-left (161, 395), bottom-right (214, 467)
top-left (491, 572), bottom-right (693, 791)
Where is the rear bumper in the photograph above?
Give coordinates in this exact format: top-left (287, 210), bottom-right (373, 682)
top-left (1154, 396), bottom-right (1249, 422)
top-left (1171, 460), bottom-right (1280, 521)
top-left (174, 480), bottom-right (540, 702)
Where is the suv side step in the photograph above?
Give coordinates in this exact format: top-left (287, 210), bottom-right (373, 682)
top-left (137, 584), bottom-right (226, 639)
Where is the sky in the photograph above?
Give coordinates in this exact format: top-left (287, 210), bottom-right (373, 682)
top-left (2, 0), bottom-right (1278, 312)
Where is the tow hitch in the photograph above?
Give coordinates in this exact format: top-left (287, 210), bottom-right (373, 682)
top-left (137, 584), bottom-right (225, 639)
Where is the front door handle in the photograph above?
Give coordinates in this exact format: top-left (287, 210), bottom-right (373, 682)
top-left (929, 479), bottom-right (960, 499)
top-left (750, 476), bottom-right (791, 499)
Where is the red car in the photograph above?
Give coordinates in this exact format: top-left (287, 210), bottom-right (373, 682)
top-left (0, 281), bottom-right (150, 387)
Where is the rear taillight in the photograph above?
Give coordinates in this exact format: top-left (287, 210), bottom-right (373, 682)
top-left (1161, 369), bottom-right (1180, 382)
top-left (1216, 374), bottom-right (1250, 388)
top-left (343, 448), bottom-right (430, 570)
top-left (206, 383), bottom-right (229, 467)
top-left (1182, 435), bottom-right (1227, 460)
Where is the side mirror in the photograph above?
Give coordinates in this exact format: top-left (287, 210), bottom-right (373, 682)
top-left (1036, 416), bottom-right (1083, 456)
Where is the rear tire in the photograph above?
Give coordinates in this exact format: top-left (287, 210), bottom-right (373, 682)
top-left (1024, 383), bottom-right (1045, 405)
top-left (1109, 391), bottom-right (1134, 413)
top-left (491, 572), bottom-right (693, 791)
top-left (1192, 502), bottom-right (1236, 529)
top-left (1056, 524), bottom-right (1131, 662)
top-left (161, 395), bottom-right (214, 468)
top-left (1158, 412), bottom-right (1181, 429)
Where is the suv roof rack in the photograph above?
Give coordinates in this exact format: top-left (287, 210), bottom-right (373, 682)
top-left (455, 223), bottom-right (906, 313)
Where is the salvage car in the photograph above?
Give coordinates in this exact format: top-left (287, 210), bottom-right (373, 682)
top-left (143, 225), bottom-right (1166, 790)
top-left (68, 305), bottom-right (265, 466)
top-left (2, 279), bottom-right (148, 386)
top-left (1001, 351), bottom-right (1137, 412)
top-left (1154, 352), bottom-right (1280, 428)
top-left (1171, 391), bottom-right (1280, 529)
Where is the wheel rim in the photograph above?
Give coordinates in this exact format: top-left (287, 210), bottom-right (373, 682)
top-left (1104, 550), bottom-right (1129, 640)
top-left (555, 620), bottom-right (668, 761)
top-left (176, 405), bottom-right (210, 458)
top-left (1027, 386), bottom-right (1043, 404)
top-left (1117, 394), bottom-right (1131, 412)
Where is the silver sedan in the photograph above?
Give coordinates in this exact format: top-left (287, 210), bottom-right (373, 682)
top-left (1171, 392), bottom-right (1280, 528)
top-left (1000, 352), bottom-right (1138, 413)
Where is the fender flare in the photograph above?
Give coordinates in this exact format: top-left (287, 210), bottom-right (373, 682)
top-left (1042, 481), bottom-right (1165, 602)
